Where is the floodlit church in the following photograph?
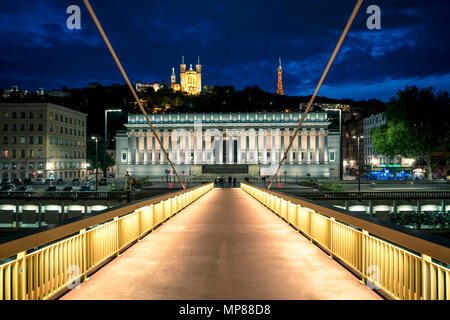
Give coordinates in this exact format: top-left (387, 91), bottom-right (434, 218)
top-left (115, 112), bottom-right (341, 179)
top-left (171, 56), bottom-right (202, 95)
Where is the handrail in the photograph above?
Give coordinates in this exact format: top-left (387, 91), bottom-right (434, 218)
top-left (241, 182), bottom-right (450, 300)
top-left (0, 182), bottom-right (214, 300)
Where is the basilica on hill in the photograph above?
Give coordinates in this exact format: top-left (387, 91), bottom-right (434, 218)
top-left (170, 56), bottom-right (202, 95)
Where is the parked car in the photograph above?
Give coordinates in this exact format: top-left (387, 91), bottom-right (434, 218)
top-left (35, 178), bottom-right (44, 185)
top-left (1, 184), bottom-right (16, 191)
top-left (72, 178), bottom-right (80, 185)
top-left (63, 186), bottom-right (73, 192)
top-left (80, 185), bottom-right (93, 192)
top-left (46, 186), bottom-right (57, 191)
top-left (13, 178), bottom-right (22, 185)
top-left (99, 178), bottom-right (108, 186)
top-left (1, 179), bottom-right (11, 185)
top-left (17, 186), bottom-right (33, 192)
top-left (57, 179), bottom-right (65, 185)
top-left (23, 178), bottom-right (33, 185)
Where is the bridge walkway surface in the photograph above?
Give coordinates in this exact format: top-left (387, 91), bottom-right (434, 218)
top-left (61, 188), bottom-right (381, 300)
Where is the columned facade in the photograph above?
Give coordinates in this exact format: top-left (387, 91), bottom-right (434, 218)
top-left (116, 112), bottom-right (340, 178)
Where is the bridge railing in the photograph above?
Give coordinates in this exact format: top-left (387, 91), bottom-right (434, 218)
top-left (0, 183), bottom-right (214, 300)
top-left (241, 182), bottom-right (450, 300)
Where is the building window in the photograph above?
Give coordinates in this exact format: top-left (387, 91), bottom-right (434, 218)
top-left (38, 124), bottom-right (43, 131)
top-left (29, 112), bottom-right (34, 119)
top-left (60, 127), bottom-right (63, 134)
top-left (49, 124), bottom-right (53, 132)
top-left (2, 112), bottom-right (8, 119)
top-left (39, 112), bottom-right (43, 119)
top-left (29, 136), bottom-right (34, 144)
top-left (12, 149), bottom-right (16, 158)
top-left (38, 136), bottom-right (43, 144)
top-left (11, 162), bottom-right (16, 169)
top-left (29, 149), bottom-right (34, 158)
top-left (38, 162), bottom-right (44, 169)
top-left (2, 136), bottom-right (7, 145)
top-left (20, 112), bottom-right (26, 119)
top-left (3, 124), bottom-right (8, 131)
top-left (11, 136), bottom-right (16, 144)
top-left (12, 123), bottom-right (16, 131)
top-left (12, 112), bottom-right (16, 119)
top-left (29, 162), bottom-right (34, 169)
top-left (20, 124), bottom-right (25, 131)
top-left (329, 151), bottom-right (335, 161)
top-left (49, 136), bottom-right (53, 145)
top-left (2, 149), bottom-right (8, 158)
top-left (122, 152), bottom-right (127, 162)
top-left (29, 123), bottom-right (34, 131)
top-left (20, 149), bottom-right (25, 158)
top-left (20, 136), bottom-right (25, 144)
top-left (38, 149), bottom-right (43, 158)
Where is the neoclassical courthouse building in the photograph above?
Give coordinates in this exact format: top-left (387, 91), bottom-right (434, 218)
top-left (115, 112), bottom-right (340, 179)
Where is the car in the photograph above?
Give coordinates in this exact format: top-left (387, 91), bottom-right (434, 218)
top-left (80, 185), bottom-right (93, 192)
top-left (1, 179), bottom-right (11, 185)
top-left (12, 178), bottom-right (22, 185)
top-left (23, 178), bottom-right (33, 185)
top-left (35, 178), bottom-right (44, 185)
top-left (46, 186), bottom-right (57, 191)
top-left (57, 179), bottom-right (65, 185)
top-left (63, 186), bottom-right (73, 192)
top-left (1, 184), bottom-right (16, 192)
top-left (17, 186), bottom-right (33, 192)
top-left (99, 178), bottom-right (108, 186)
top-left (72, 178), bottom-right (80, 185)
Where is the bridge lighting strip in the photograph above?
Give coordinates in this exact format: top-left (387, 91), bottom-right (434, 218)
top-left (82, 0), bottom-right (186, 189)
top-left (268, 0), bottom-right (364, 189)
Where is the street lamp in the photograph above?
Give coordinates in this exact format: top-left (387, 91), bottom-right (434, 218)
top-left (92, 136), bottom-right (99, 191)
top-left (325, 108), bottom-right (342, 181)
top-left (104, 109), bottom-right (122, 178)
top-left (352, 135), bottom-right (364, 191)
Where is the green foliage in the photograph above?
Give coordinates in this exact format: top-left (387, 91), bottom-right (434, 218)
top-left (319, 182), bottom-right (344, 192)
top-left (86, 142), bottom-right (115, 170)
top-left (369, 86), bottom-right (450, 178)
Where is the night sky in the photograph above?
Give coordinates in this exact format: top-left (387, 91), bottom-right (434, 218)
top-left (0, 0), bottom-right (449, 101)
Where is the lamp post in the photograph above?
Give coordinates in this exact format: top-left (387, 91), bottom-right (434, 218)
top-left (92, 136), bottom-right (99, 191)
top-left (325, 108), bottom-right (342, 181)
top-left (353, 135), bottom-right (364, 192)
top-left (104, 109), bottom-right (122, 178)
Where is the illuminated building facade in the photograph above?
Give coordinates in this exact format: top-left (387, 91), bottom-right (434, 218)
top-left (115, 112), bottom-right (340, 179)
top-left (171, 56), bottom-right (202, 95)
top-left (277, 57), bottom-right (284, 95)
top-left (0, 103), bottom-right (87, 181)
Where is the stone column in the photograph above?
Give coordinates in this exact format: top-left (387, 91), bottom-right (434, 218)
top-left (135, 134), bottom-right (140, 165)
top-left (315, 130), bottom-right (320, 164)
top-left (160, 131), bottom-right (165, 164)
top-left (298, 131), bottom-right (302, 164)
top-left (246, 131), bottom-right (250, 164)
top-left (306, 129), bottom-right (311, 164)
top-left (185, 130), bottom-right (190, 164)
top-left (237, 132), bottom-right (242, 164)
top-left (288, 130), bottom-right (293, 164)
top-left (323, 131), bottom-right (329, 164)
top-left (152, 135), bottom-right (156, 164)
top-left (219, 131), bottom-right (223, 164)
top-left (127, 134), bottom-right (132, 164)
top-left (262, 130), bottom-right (267, 164)
top-left (143, 133), bottom-right (148, 164)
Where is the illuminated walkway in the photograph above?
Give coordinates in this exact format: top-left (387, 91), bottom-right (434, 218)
top-left (61, 188), bottom-right (381, 300)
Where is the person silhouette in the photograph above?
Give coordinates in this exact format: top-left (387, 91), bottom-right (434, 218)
top-left (233, 177), bottom-right (236, 187)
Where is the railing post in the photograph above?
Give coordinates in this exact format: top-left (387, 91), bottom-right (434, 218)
top-left (421, 254), bottom-right (432, 300)
top-left (80, 229), bottom-right (87, 280)
top-left (17, 251), bottom-right (26, 300)
top-left (114, 216), bottom-right (120, 256)
top-left (360, 230), bottom-right (369, 285)
top-left (329, 217), bottom-right (335, 258)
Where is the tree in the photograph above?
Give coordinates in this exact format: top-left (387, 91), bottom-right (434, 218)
top-left (370, 86), bottom-right (450, 179)
top-left (86, 142), bottom-right (115, 171)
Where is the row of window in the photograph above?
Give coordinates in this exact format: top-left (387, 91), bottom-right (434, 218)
top-left (2, 111), bottom-right (44, 120)
top-left (2, 135), bottom-right (43, 145)
top-left (48, 149), bottom-right (85, 159)
top-left (2, 123), bottom-right (43, 132)
top-left (49, 125), bottom-right (85, 137)
top-left (49, 112), bottom-right (85, 127)
top-left (2, 148), bottom-right (44, 159)
top-left (2, 162), bottom-right (44, 170)
top-left (49, 136), bottom-right (84, 147)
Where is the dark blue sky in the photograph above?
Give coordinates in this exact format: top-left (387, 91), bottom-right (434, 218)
top-left (0, 0), bottom-right (449, 101)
